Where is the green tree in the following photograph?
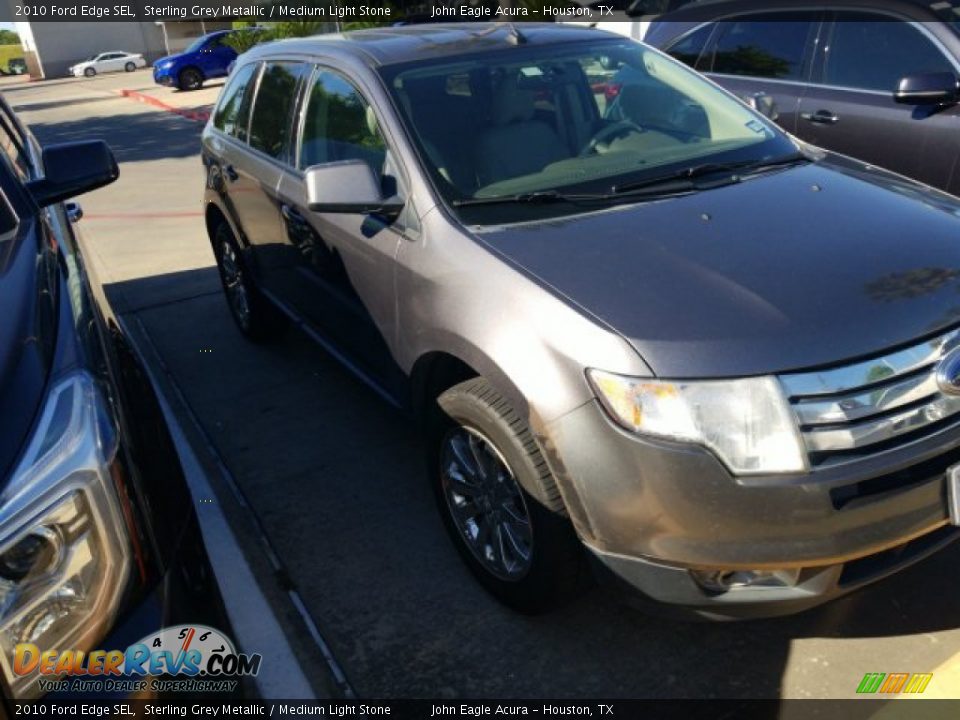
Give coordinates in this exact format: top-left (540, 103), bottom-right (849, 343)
top-left (0, 29), bottom-right (21, 46)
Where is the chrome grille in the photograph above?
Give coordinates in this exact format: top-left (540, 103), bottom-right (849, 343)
top-left (779, 328), bottom-right (960, 461)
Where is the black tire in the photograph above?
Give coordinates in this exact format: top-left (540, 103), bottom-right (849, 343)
top-left (124, 62), bottom-right (136, 72)
top-left (211, 222), bottom-right (286, 343)
top-left (178, 67), bottom-right (203, 91)
top-left (431, 377), bottom-right (588, 613)
top-left (83, 67), bottom-right (96, 77)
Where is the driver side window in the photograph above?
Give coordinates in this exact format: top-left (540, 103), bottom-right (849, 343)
top-left (299, 69), bottom-right (389, 178)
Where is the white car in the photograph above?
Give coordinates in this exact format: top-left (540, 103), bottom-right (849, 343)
top-left (69, 51), bottom-right (146, 78)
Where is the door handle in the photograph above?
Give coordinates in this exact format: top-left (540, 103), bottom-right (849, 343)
top-left (801, 110), bottom-right (839, 125)
top-left (224, 164), bottom-right (239, 182)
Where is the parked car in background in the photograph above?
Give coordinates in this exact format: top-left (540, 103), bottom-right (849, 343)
top-left (645, 0), bottom-right (960, 195)
top-left (7, 58), bottom-right (25, 75)
top-left (0, 96), bottom-right (235, 700)
top-left (204, 24), bottom-right (960, 619)
top-left (153, 28), bottom-right (263, 91)
top-left (69, 51), bottom-right (145, 77)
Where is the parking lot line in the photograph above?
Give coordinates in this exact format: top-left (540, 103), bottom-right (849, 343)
top-left (121, 312), bottom-right (318, 700)
top-left (118, 87), bottom-right (210, 122)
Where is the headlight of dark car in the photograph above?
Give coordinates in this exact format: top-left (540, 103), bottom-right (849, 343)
top-left (0, 371), bottom-right (131, 698)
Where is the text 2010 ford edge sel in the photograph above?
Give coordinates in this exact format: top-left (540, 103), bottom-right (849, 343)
top-left (202, 23), bottom-right (960, 618)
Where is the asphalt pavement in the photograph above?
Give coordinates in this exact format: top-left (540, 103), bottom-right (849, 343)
top-left (8, 68), bottom-right (960, 702)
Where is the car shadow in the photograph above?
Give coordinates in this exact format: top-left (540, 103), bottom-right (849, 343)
top-left (25, 107), bottom-right (202, 162)
top-left (101, 263), bottom-right (960, 701)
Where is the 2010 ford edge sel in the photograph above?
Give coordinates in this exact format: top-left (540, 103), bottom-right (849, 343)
top-left (202, 23), bottom-right (960, 618)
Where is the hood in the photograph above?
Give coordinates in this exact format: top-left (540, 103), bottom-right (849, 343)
top-left (155, 53), bottom-right (187, 66)
top-left (0, 220), bottom-right (53, 481)
top-left (474, 157), bottom-right (960, 378)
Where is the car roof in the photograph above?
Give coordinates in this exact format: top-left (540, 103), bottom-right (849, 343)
top-left (242, 23), bottom-right (618, 68)
top-left (654, 0), bottom-right (958, 21)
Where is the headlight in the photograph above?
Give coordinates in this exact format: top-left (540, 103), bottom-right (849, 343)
top-left (587, 370), bottom-right (807, 475)
top-left (0, 372), bottom-right (131, 698)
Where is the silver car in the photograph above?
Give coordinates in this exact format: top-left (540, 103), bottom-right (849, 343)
top-left (202, 23), bottom-right (960, 618)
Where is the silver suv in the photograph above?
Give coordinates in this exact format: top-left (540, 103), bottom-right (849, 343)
top-left (202, 23), bottom-right (960, 618)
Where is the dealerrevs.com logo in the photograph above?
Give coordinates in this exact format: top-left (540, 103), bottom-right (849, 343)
top-left (13, 624), bottom-right (261, 694)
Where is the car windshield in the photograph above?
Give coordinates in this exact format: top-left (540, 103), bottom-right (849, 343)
top-left (381, 39), bottom-right (800, 222)
top-left (184, 35), bottom-right (214, 53)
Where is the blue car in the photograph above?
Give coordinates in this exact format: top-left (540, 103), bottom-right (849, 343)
top-left (153, 29), bottom-right (250, 91)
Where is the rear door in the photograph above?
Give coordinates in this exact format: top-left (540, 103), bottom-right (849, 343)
top-left (219, 61), bottom-right (311, 290)
top-left (694, 11), bottom-right (825, 133)
top-left (797, 13), bottom-right (960, 191)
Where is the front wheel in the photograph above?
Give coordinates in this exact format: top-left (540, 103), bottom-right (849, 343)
top-left (83, 67), bottom-right (96, 77)
top-left (178, 67), bottom-right (203, 91)
top-left (432, 377), bottom-right (588, 613)
top-left (124, 61), bottom-right (136, 72)
top-left (212, 223), bottom-right (286, 343)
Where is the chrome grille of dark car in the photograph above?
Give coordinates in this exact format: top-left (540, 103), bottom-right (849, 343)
top-left (779, 329), bottom-right (960, 464)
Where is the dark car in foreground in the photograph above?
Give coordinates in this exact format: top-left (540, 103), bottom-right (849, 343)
top-left (203, 23), bottom-right (960, 619)
top-left (153, 29), bottom-right (258, 91)
top-left (0, 96), bottom-right (233, 700)
top-left (645, 0), bottom-right (960, 195)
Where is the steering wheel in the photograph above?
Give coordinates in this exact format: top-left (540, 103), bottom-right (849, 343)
top-left (579, 120), bottom-right (645, 157)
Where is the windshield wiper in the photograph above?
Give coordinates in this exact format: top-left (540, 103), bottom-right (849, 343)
top-left (612, 152), bottom-right (811, 195)
top-left (452, 184), bottom-right (696, 208)
top-left (452, 191), bottom-right (606, 208)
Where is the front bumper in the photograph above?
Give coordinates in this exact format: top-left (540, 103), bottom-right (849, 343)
top-left (153, 67), bottom-right (175, 86)
top-left (544, 399), bottom-right (960, 618)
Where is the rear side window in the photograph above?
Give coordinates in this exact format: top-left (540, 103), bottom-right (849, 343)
top-left (248, 62), bottom-right (309, 161)
top-left (299, 70), bottom-right (387, 174)
top-left (708, 14), bottom-right (817, 80)
top-left (824, 15), bottom-right (955, 92)
top-left (665, 23), bottom-right (715, 69)
top-left (214, 62), bottom-right (258, 141)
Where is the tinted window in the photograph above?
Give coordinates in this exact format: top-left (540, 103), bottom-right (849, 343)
top-left (248, 62), bottom-right (308, 161)
top-left (666, 23), bottom-right (714, 69)
top-left (214, 62), bottom-right (258, 140)
top-left (825, 16), bottom-right (954, 92)
top-left (710, 15), bottom-right (816, 80)
top-left (299, 70), bottom-right (387, 174)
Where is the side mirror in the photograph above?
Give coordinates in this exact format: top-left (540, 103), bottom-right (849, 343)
top-left (894, 72), bottom-right (959, 106)
top-left (306, 160), bottom-right (403, 217)
top-left (27, 141), bottom-right (118, 208)
top-left (742, 92), bottom-right (779, 121)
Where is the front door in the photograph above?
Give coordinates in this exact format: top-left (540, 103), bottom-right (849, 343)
top-left (700, 12), bottom-right (824, 134)
top-left (796, 13), bottom-right (960, 193)
top-left (275, 66), bottom-right (407, 392)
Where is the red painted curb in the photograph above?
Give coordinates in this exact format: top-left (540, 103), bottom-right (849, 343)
top-left (119, 88), bottom-right (211, 123)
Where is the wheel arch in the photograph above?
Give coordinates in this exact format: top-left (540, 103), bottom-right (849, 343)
top-left (204, 200), bottom-right (245, 252)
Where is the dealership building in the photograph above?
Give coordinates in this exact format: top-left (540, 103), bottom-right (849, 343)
top-left (12, 20), bottom-right (233, 79)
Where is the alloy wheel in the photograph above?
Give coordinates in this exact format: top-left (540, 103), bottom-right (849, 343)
top-left (181, 69), bottom-right (201, 90)
top-left (441, 426), bottom-right (534, 581)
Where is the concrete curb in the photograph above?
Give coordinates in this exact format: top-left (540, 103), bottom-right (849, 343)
top-left (119, 88), bottom-right (211, 123)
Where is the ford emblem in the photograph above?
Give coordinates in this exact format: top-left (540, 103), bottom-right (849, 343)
top-left (936, 347), bottom-right (960, 396)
